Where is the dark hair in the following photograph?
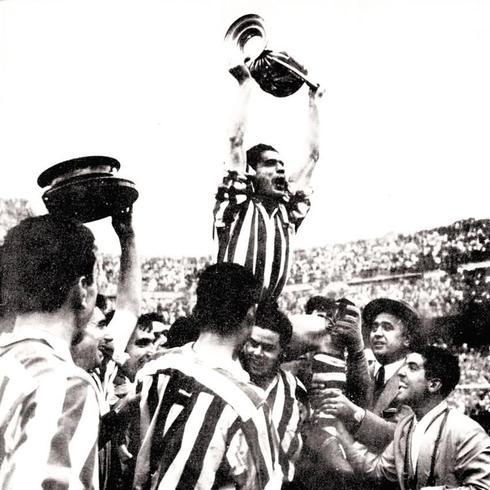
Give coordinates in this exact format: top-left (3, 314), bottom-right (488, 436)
top-left (246, 143), bottom-right (278, 171)
top-left (137, 312), bottom-right (164, 333)
top-left (194, 263), bottom-right (259, 336)
top-left (418, 345), bottom-right (460, 397)
top-left (96, 294), bottom-right (107, 312)
top-left (166, 316), bottom-right (200, 348)
top-left (255, 302), bottom-right (292, 349)
top-left (305, 295), bottom-right (337, 315)
top-left (1, 214), bottom-right (96, 314)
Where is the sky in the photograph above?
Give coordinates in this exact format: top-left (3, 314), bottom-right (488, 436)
top-left (0, 0), bottom-right (489, 257)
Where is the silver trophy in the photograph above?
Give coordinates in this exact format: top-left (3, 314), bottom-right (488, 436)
top-left (224, 13), bottom-right (320, 97)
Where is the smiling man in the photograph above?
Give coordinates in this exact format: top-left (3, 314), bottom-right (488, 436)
top-left (317, 298), bottom-right (423, 455)
top-left (213, 61), bottom-right (323, 302)
top-left (335, 346), bottom-right (490, 489)
top-left (241, 302), bottom-right (307, 484)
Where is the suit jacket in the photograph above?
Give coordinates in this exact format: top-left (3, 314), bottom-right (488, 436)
top-left (344, 405), bottom-right (490, 490)
top-left (354, 361), bottom-right (412, 452)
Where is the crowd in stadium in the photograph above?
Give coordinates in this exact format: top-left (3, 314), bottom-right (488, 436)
top-left (1, 197), bottom-right (489, 489)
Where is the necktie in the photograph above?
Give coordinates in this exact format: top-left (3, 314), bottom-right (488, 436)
top-left (374, 365), bottom-right (385, 400)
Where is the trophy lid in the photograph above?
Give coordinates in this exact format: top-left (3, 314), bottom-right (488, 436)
top-left (38, 156), bottom-right (138, 223)
top-left (37, 155), bottom-right (120, 188)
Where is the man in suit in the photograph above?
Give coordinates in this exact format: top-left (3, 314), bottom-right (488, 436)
top-left (314, 298), bottom-right (423, 452)
top-left (332, 345), bottom-right (490, 489)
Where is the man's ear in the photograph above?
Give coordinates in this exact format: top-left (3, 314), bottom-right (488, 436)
top-left (77, 276), bottom-right (90, 309)
top-left (427, 378), bottom-right (442, 394)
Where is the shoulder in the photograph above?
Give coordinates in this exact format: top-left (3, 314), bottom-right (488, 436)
top-left (446, 408), bottom-right (489, 439)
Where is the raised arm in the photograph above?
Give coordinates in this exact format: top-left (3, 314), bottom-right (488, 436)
top-left (227, 63), bottom-right (254, 173)
top-left (107, 207), bottom-right (141, 354)
top-left (288, 85), bottom-right (324, 192)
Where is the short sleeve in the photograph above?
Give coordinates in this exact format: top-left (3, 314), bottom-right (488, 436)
top-left (214, 170), bottom-right (251, 230)
top-left (287, 190), bottom-right (312, 230)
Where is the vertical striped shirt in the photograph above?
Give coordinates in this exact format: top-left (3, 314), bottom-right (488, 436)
top-left (264, 369), bottom-right (306, 482)
top-left (213, 171), bottom-right (310, 302)
top-left (133, 345), bottom-right (283, 490)
top-left (0, 328), bottom-right (100, 489)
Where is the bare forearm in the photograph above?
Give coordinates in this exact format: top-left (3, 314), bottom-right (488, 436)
top-left (227, 72), bottom-right (253, 172)
top-left (115, 232), bottom-right (141, 316)
top-left (289, 87), bottom-right (322, 190)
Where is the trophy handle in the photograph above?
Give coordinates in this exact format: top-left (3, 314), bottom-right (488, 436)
top-left (267, 52), bottom-right (320, 91)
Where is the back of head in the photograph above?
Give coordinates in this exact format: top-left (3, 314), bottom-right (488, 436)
top-left (418, 345), bottom-right (460, 398)
top-left (256, 301), bottom-right (292, 349)
top-left (137, 312), bottom-right (164, 333)
top-left (194, 263), bottom-right (259, 336)
top-left (246, 143), bottom-right (277, 172)
top-left (1, 214), bottom-right (96, 314)
top-left (305, 295), bottom-right (337, 316)
top-left (166, 316), bottom-right (200, 348)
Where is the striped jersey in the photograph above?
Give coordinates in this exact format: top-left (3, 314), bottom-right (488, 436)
top-left (213, 171), bottom-right (310, 302)
top-left (264, 369), bottom-right (307, 482)
top-left (90, 308), bottom-right (138, 490)
top-left (0, 328), bottom-right (100, 489)
top-left (133, 345), bottom-right (283, 490)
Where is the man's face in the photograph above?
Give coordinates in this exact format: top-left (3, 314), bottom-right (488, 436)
top-left (395, 353), bottom-right (429, 407)
top-left (242, 326), bottom-right (282, 383)
top-left (369, 312), bottom-right (409, 364)
top-left (254, 150), bottom-right (287, 198)
top-left (72, 306), bottom-right (111, 371)
top-left (123, 328), bottom-right (156, 381)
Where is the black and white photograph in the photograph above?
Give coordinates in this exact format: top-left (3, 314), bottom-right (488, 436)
top-left (0, 0), bottom-right (489, 488)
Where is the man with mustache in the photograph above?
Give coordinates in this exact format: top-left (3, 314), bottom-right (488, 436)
top-left (213, 61), bottom-right (323, 302)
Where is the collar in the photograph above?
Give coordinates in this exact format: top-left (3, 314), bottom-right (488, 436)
top-left (0, 326), bottom-right (74, 364)
top-left (183, 342), bottom-right (250, 383)
top-left (262, 372), bottom-right (281, 397)
top-left (414, 400), bottom-right (448, 426)
top-left (374, 357), bottom-right (406, 384)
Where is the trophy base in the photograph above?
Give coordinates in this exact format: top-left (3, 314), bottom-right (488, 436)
top-left (42, 175), bottom-right (138, 223)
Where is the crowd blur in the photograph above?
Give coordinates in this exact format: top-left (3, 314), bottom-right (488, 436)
top-left (90, 217), bottom-right (490, 321)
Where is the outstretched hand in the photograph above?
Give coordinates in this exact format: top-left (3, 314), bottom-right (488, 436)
top-left (112, 206), bottom-right (134, 240)
top-left (332, 302), bottom-right (364, 354)
top-left (309, 83), bottom-right (325, 102)
top-left (310, 387), bottom-right (359, 425)
top-left (228, 62), bottom-right (252, 85)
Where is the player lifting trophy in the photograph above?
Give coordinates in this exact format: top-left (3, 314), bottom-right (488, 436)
top-left (214, 14), bottom-right (324, 303)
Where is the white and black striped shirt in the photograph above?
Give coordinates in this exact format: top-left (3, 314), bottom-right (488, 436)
top-left (133, 345), bottom-right (283, 490)
top-left (0, 328), bottom-right (100, 489)
top-left (213, 171), bottom-right (310, 302)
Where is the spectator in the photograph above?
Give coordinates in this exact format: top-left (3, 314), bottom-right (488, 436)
top-left (332, 346), bottom-right (490, 489)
